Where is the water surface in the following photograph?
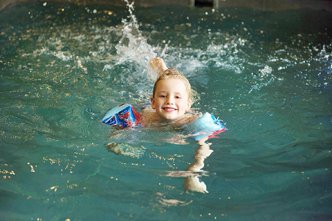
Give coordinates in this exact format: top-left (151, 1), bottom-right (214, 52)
top-left (0, 2), bottom-right (332, 221)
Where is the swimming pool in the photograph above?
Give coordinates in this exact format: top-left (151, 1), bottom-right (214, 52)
top-left (0, 1), bottom-right (331, 220)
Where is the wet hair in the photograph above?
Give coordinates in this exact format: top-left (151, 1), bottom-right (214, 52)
top-left (152, 68), bottom-right (196, 106)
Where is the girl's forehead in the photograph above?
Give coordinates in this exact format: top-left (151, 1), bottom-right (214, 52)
top-left (156, 78), bottom-right (188, 90)
top-left (158, 78), bottom-right (186, 84)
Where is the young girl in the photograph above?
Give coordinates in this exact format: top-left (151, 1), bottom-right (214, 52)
top-left (103, 57), bottom-right (226, 193)
top-left (102, 57), bottom-right (225, 142)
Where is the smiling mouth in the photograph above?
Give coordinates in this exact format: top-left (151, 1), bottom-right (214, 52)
top-left (163, 107), bottom-right (177, 112)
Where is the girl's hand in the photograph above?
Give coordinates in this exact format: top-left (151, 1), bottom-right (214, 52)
top-left (149, 57), bottom-right (167, 75)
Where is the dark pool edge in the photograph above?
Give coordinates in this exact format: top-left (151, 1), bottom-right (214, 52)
top-left (1, 0), bottom-right (332, 12)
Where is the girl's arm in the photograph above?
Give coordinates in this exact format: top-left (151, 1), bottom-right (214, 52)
top-left (184, 140), bottom-right (213, 193)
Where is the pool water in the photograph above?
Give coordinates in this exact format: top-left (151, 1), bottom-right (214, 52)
top-left (1, 2), bottom-right (332, 221)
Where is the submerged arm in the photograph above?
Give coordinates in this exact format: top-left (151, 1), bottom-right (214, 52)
top-left (184, 139), bottom-right (213, 193)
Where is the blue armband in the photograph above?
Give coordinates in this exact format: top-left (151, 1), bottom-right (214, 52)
top-left (183, 112), bottom-right (226, 141)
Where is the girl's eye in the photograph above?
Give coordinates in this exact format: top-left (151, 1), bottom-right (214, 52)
top-left (159, 95), bottom-right (166, 98)
top-left (175, 96), bottom-right (181, 99)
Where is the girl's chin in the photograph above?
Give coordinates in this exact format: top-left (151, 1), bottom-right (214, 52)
top-left (160, 113), bottom-right (187, 122)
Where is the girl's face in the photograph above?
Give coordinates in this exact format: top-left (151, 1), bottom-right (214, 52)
top-left (151, 78), bottom-right (191, 121)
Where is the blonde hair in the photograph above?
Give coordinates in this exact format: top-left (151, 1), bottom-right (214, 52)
top-left (152, 68), bottom-right (196, 106)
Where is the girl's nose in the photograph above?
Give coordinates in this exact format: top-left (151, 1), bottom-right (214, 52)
top-left (166, 96), bottom-right (174, 105)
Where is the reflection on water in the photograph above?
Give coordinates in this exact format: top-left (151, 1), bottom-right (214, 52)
top-left (0, 1), bottom-right (332, 221)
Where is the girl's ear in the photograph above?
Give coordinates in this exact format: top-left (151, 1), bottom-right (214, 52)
top-left (151, 97), bottom-right (156, 109)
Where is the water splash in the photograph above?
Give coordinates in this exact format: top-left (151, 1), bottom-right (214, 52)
top-left (115, 0), bottom-right (157, 68)
top-left (249, 65), bottom-right (280, 93)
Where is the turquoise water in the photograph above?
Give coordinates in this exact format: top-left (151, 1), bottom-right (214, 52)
top-left (1, 2), bottom-right (332, 221)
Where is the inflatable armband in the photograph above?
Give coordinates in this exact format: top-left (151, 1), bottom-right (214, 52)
top-left (102, 104), bottom-right (141, 128)
top-left (183, 112), bottom-right (226, 141)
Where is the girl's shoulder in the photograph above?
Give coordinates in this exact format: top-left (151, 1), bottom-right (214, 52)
top-left (140, 107), bottom-right (159, 127)
top-left (171, 112), bottom-right (200, 128)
